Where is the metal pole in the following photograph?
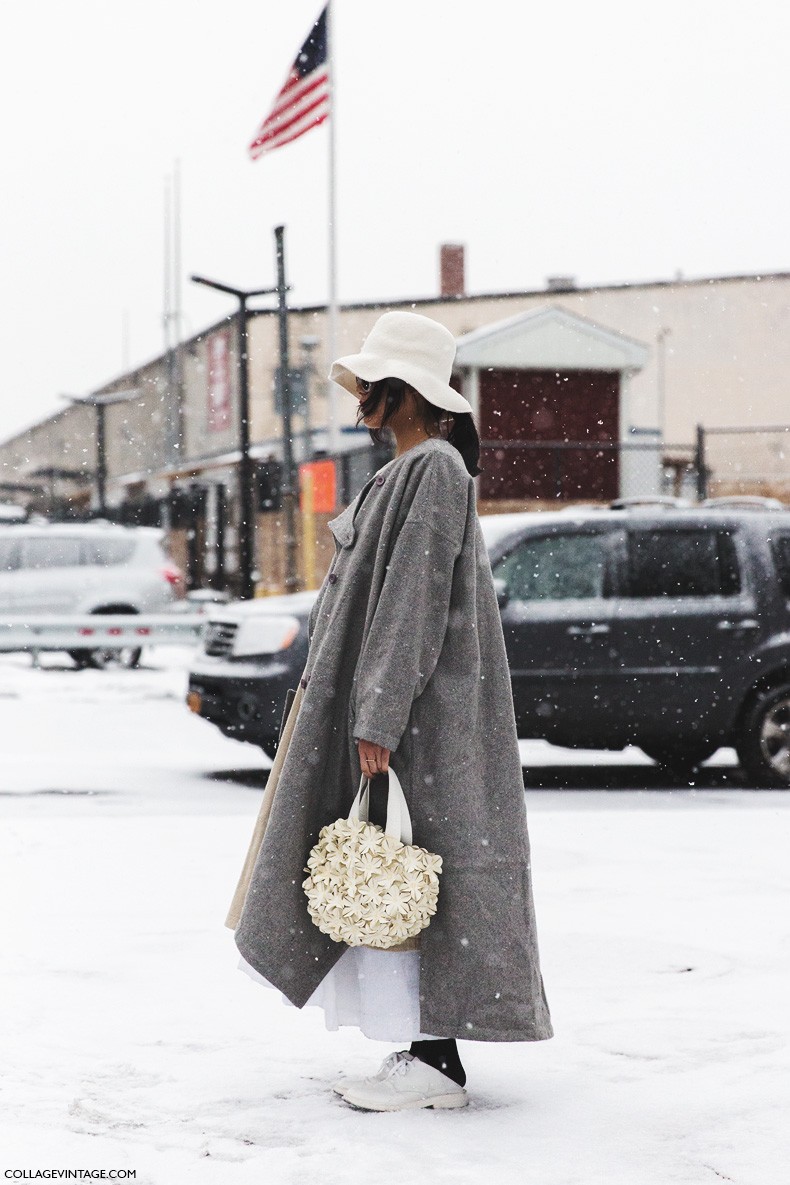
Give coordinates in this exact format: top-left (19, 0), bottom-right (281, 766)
top-left (163, 175), bottom-right (172, 358)
top-left (325, 0), bottom-right (341, 456)
top-left (237, 294), bottom-right (256, 599)
top-left (215, 483), bottom-right (226, 592)
top-left (172, 158), bottom-right (185, 456)
top-left (163, 174), bottom-right (177, 463)
top-left (187, 484), bottom-right (201, 591)
top-left (96, 403), bottom-right (107, 516)
top-left (276, 226), bottom-right (299, 594)
top-left (189, 272), bottom-right (281, 597)
top-left (696, 423), bottom-right (707, 502)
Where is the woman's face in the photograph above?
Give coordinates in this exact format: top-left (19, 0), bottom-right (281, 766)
top-left (354, 376), bottom-right (421, 431)
top-left (354, 377), bottom-right (384, 428)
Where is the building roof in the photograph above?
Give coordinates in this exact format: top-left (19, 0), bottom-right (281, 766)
top-left (3, 268), bottom-right (788, 449)
top-left (455, 305), bottom-right (649, 372)
top-left (93, 269), bottom-right (790, 397)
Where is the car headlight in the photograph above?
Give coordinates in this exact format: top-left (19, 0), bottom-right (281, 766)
top-left (232, 615), bottom-right (300, 658)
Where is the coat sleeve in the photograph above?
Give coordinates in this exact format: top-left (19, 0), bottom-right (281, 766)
top-left (351, 454), bottom-right (471, 753)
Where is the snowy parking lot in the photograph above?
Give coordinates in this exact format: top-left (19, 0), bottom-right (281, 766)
top-left (1, 648), bottom-right (788, 1185)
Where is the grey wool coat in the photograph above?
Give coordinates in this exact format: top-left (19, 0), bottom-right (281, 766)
top-left (233, 437), bottom-right (553, 1043)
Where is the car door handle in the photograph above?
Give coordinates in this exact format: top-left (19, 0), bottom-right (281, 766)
top-left (716, 618), bottom-right (759, 632)
top-left (567, 623), bottom-right (611, 637)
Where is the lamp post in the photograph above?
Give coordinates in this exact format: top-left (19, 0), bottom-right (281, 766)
top-left (192, 227), bottom-right (298, 600)
top-left (190, 275), bottom-right (278, 601)
top-left (60, 389), bottom-right (141, 517)
top-left (274, 226), bottom-right (299, 595)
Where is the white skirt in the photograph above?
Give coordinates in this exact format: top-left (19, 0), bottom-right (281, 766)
top-left (238, 947), bottom-right (438, 1042)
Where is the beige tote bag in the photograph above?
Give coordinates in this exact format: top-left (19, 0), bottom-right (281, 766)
top-left (225, 681), bottom-right (304, 930)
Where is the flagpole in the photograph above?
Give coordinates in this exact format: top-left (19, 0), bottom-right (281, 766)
top-left (326, 0), bottom-right (340, 456)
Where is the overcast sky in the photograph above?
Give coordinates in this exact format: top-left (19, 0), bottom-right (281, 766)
top-left (1, 0), bottom-right (788, 442)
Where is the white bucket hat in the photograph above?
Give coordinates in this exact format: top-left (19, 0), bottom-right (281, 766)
top-left (329, 311), bottom-right (473, 415)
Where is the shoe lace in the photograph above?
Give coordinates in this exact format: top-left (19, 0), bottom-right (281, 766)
top-left (383, 1052), bottom-right (413, 1079)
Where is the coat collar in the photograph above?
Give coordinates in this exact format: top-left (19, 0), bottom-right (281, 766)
top-left (327, 438), bottom-right (457, 549)
top-left (328, 473), bottom-right (379, 548)
top-left (327, 498), bottom-right (361, 548)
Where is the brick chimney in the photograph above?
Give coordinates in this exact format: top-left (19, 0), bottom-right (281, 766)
top-left (440, 243), bottom-right (465, 298)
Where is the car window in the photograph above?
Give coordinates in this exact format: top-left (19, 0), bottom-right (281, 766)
top-left (771, 535), bottom-right (790, 596)
top-left (625, 529), bottom-right (741, 598)
top-left (21, 536), bottom-right (84, 570)
top-left (493, 532), bottom-right (611, 601)
top-left (84, 537), bottom-right (136, 566)
top-left (0, 537), bottom-right (20, 572)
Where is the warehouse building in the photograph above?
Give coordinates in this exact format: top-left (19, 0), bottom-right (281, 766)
top-left (1, 255), bottom-right (788, 592)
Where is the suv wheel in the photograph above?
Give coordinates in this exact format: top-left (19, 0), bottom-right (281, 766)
top-left (84, 646), bottom-right (143, 670)
top-left (640, 742), bottom-right (717, 775)
top-left (69, 646), bottom-right (142, 670)
top-left (68, 606), bottom-right (142, 671)
top-left (736, 684), bottom-right (790, 787)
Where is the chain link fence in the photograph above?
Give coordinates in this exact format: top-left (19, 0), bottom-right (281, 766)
top-left (479, 426), bottom-right (790, 505)
top-left (479, 439), bottom-right (694, 504)
top-left (698, 425), bottom-right (790, 501)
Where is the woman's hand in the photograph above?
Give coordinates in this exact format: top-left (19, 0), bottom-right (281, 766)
top-left (357, 738), bottom-right (390, 777)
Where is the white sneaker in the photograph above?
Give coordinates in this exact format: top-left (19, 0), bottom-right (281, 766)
top-left (341, 1052), bottom-right (468, 1111)
top-left (332, 1050), bottom-right (408, 1096)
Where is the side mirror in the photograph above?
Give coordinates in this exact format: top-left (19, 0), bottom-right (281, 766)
top-left (493, 577), bottom-right (510, 610)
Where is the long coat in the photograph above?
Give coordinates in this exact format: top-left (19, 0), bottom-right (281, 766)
top-left (233, 437), bottom-right (553, 1042)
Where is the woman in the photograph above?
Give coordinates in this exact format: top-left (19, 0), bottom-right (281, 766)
top-left (228, 311), bottom-right (553, 1112)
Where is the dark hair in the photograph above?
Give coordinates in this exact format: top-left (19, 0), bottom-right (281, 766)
top-left (355, 377), bottom-right (482, 477)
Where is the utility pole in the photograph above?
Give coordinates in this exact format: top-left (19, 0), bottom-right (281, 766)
top-left (276, 226), bottom-right (299, 594)
top-left (236, 289), bottom-right (254, 598)
top-left (695, 424), bottom-right (708, 502)
top-left (96, 401), bottom-right (107, 512)
top-left (163, 163), bottom-right (185, 465)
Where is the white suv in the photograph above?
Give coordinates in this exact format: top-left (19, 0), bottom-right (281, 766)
top-left (0, 523), bottom-right (184, 667)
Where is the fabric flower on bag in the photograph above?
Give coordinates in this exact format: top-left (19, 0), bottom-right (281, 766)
top-left (303, 813), bottom-right (442, 949)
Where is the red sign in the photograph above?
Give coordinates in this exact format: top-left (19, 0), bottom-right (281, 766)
top-left (207, 331), bottom-right (232, 433)
top-left (299, 460), bottom-right (336, 513)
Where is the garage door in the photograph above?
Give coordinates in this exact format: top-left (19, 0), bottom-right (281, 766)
top-left (479, 368), bottom-right (620, 501)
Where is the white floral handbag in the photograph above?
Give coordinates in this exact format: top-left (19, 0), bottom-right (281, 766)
top-left (302, 767), bottom-right (442, 950)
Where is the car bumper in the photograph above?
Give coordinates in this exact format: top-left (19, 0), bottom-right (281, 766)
top-left (187, 655), bottom-right (302, 745)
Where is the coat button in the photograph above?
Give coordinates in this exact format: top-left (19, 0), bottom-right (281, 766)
top-left (328, 572), bottom-right (338, 584)
top-left (375, 475), bottom-right (385, 486)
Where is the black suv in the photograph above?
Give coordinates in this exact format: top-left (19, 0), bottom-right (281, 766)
top-left (490, 498), bottom-right (790, 785)
top-left (188, 500), bottom-right (790, 786)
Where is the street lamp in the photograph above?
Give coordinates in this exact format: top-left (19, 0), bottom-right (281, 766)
top-left (190, 275), bottom-right (278, 601)
top-left (191, 225), bottom-right (297, 601)
top-left (60, 389), bottom-right (141, 516)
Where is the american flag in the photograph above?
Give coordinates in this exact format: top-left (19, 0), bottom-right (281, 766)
top-left (248, 6), bottom-right (330, 160)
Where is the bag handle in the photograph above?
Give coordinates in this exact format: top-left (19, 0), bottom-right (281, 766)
top-left (349, 766), bottom-right (413, 845)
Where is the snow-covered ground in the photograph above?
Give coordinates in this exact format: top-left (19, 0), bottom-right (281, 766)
top-left (1, 649), bottom-right (788, 1185)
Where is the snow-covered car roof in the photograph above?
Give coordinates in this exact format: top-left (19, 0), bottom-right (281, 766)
top-left (0, 521), bottom-right (164, 538)
top-left (208, 589), bottom-right (321, 622)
